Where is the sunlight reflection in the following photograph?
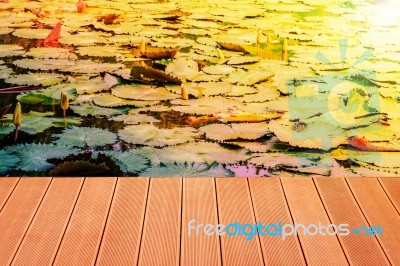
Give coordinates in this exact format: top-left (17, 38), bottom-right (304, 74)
top-left (367, 0), bottom-right (400, 27)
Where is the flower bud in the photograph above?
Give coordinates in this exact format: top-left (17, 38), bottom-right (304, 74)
top-left (13, 102), bottom-right (22, 127)
top-left (216, 48), bottom-right (225, 59)
top-left (181, 84), bottom-right (189, 100)
top-left (61, 91), bottom-right (69, 117)
top-left (61, 91), bottom-right (69, 111)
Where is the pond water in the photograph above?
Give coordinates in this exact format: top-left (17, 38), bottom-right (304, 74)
top-left (1, 0), bottom-right (400, 177)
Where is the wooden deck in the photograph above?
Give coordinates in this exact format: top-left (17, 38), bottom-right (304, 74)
top-left (0, 177), bottom-right (399, 266)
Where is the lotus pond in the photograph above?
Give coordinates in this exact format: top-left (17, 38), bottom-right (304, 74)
top-left (1, 0), bottom-right (400, 177)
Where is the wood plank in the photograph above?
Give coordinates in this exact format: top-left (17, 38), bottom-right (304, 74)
top-left (181, 178), bottom-right (221, 266)
top-left (0, 177), bottom-right (19, 212)
top-left (314, 177), bottom-right (389, 266)
top-left (248, 178), bottom-right (306, 266)
top-left (138, 178), bottom-right (182, 266)
top-left (53, 177), bottom-right (117, 266)
top-left (379, 178), bottom-right (400, 214)
top-left (281, 177), bottom-right (348, 265)
top-left (216, 178), bottom-right (264, 266)
top-left (0, 177), bottom-right (51, 266)
top-left (347, 178), bottom-right (400, 265)
top-left (11, 178), bottom-right (84, 266)
top-left (96, 178), bottom-right (149, 266)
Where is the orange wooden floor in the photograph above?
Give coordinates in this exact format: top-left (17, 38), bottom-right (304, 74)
top-left (0, 177), bottom-right (399, 266)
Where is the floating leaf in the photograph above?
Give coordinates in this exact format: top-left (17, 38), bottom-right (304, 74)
top-left (118, 124), bottom-right (199, 147)
top-left (1, 111), bottom-right (82, 135)
top-left (0, 27), bottom-right (14, 35)
top-left (5, 143), bottom-right (79, 172)
top-left (171, 97), bottom-right (243, 115)
top-left (13, 59), bottom-right (75, 71)
top-left (5, 73), bottom-right (66, 86)
top-left (226, 68), bottom-right (273, 85)
top-left (200, 122), bottom-right (270, 141)
top-left (202, 65), bottom-right (235, 75)
top-left (268, 118), bottom-right (347, 150)
top-left (70, 103), bottom-right (127, 117)
top-left (54, 126), bottom-right (117, 148)
top-left (112, 84), bottom-right (179, 101)
top-left (135, 142), bottom-right (249, 164)
top-left (61, 60), bottom-right (124, 74)
top-left (12, 28), bottom-right (51, 39)
top-left (0, 45), bottom-right (24, 57)
top-left (152, 37), bottom-right (194, 48)
top-left (59, 34), bottom-right (109, 46)
top-left (24, 47), bottom-right (75, 59)
top-left (110, 112), bottom-right (160, 124)
top-left (67, 74), bottom-right (118, 95)
top-left (0, 150), bottom-right (20, 174)
top-left (17, 87), bottom-right (76, 105)
top-left (93, 93), bottom-right (158, 108)
top-left (76, 46), bottom-right (128, 57)
top-left (165, 58), bottom-right (199, 79)
top-left (99, 151), bottom-right (149, 174)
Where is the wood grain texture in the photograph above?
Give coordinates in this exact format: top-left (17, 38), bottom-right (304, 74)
top-left (181, 178), bottom-right (221, 266)
top-left (0, 177), bottom-right (51, 266)
top-left (347, 178), bottom-right (400, 265)
top-left (0, 177), bottom-right (19, 212)
top-left (281, 177), bottom-right (348, 266)
top-left (216, 178), bottom-right (264, 266)
top-left (248, 178), bottom-right (306, 266)
top-left (11, 178), bottom-right (84, 266)
top-left (53, 177), bottom-right (117, 266)
top-left (138, 178), bottom-right (182, 266)
top-left (96, 178), bottom-right (149, 266)
top-left (379, 178), bottom-right (400, 214)
top-left (315, 177), bottom-right (389, 266)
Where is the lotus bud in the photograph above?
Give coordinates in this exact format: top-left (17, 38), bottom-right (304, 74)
top-left (13, 102), bottom-right (22, 142)
top-left (266, 32), bottom-right (272, 59)
top-left (257, 28), bottom-right (262, 44)
top-left (13, 102), bottom-right (22, 127)
top-left (216, 48), bottom-right (225, 59)
top-left (140, 38), bottom-right (146, 54)
top-left (282, 38), bottom-right (288, 61)
top-left (60, 91), bottom-right (69, 118)
top-left (181, 84), bottom-right (189, 100)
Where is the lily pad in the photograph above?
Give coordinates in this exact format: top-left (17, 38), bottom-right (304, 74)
top-left (5, 73), bottom-right (67, 86)
top-left (112, 84), bottom-right (179, 101)
top-left (5, 143), bottom-right (80, 172)
top-left (118, 124), bottom-right (199, 147)
top-left (54, 126), bottom-right (118, 148)
top-left (200, 122), bottom-right (270, 141)
top-left (93, 93), bottom-right (158, 108)
top-left (0, 150), bottom-right (20, 174)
